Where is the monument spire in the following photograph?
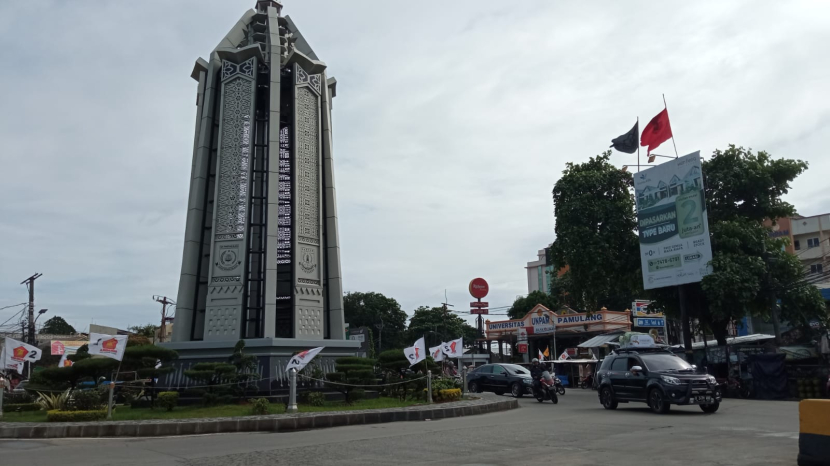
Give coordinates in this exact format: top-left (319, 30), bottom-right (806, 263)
top-left (256, 0), bottom-right (282, 15)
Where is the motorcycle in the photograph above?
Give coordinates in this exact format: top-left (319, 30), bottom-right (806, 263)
top-left (554, 376), bottom-right (566, 395)
top-left (533, 371), bottom-right (559, 404)
top-left (580, 374), bottom-right (595, 390)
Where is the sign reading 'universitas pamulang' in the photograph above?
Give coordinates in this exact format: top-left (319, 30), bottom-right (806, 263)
top-left (634, 151), bottom-right (713, 290)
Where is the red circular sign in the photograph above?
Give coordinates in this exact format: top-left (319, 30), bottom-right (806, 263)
top-left (469, 278), bottom-right (489, 299)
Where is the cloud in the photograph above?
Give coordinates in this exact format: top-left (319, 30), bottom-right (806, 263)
top-left (1, 0), bottom-right (828, 332)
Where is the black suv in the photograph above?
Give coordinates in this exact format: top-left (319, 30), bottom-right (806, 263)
top-left (596, 348), bottom-right (722, 414)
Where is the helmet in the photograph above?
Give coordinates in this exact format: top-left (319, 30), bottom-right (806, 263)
top-left (532, 358), bottom-right (539, 363)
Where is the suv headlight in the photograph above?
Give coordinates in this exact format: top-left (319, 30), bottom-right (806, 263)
top-left (707, 376), bottom-right (717, 384)
top-left (661, 375), bottom-right (681, 385)
top-left (523, 379), bottom-right (532, 385)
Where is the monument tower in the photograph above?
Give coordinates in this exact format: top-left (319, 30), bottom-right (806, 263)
top-left (168, 1), bottom-right (356, 367)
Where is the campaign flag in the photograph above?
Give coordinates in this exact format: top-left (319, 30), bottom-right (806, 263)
top-left (404, 337), bottom-right (426, 366)
top-left (441, 337), bottom-right (463, 358)
top-left (640, 108), bottom-right (673, 155)
top-left (430, 345), bottom-right (445, 362)
top-left (543, 346), bottom-right (550, 358)
top-left (1, 345), bottom-right (22, 372)
top-left (58, 352), bottom-right (74, 368)
top-left (559, 351), bottom-right (570, 360)
top-left (87, 333), bottom-right (128, 361)
top-left (285, 346), bottom-right (324, 372)
top-left (610, 121), bottom-right (639, 154)
top-left (3, 337), bottom-right (43, 368)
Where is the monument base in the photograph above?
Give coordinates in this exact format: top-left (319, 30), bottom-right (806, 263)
top-left (159, 338), bottom-right (361, 394)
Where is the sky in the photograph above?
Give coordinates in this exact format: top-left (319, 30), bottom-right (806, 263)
top-left (1, 0), bottom-right (829, 334)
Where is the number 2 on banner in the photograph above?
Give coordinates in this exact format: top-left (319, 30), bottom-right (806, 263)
top-left (676, 191), bottom-right (704, 238)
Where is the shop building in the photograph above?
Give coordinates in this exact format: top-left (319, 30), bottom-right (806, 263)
top-left (484, 305), bottom-right (632, 363)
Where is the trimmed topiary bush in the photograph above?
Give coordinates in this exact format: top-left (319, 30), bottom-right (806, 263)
top-left (72, 388), bottom-right (106, 411)
top-left (157, 391), bottom-right (179, 412)
top-left (47, 409), bottom-right (107, 422)
top-left (4, 403), bottom-right (40, 412)
top-left (307, 391), bottom-right (326, 407)
top-left (249, 398), bottom-right (270, 415)
top-left (437, 388), bottom-right (461, 402)
top-left (326, 357), bottom-right (376, 405)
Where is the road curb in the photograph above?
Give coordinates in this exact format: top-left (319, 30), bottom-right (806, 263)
top-left (0, 398), bottom-right (518, 439)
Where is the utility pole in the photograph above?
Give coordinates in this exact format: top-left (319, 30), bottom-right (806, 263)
top-left (374, 316), bottom-right (384, 355)
top-left (21, 273), bottom-right (42, 345)
top-left (153, 296), bottom-right (175, 343)
top-left (678, 284), bottom-right (694, 363)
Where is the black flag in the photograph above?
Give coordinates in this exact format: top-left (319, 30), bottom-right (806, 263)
top-left (610, 121), bottom-right (639, 154)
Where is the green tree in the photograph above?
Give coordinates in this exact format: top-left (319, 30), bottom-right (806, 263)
top-left (407, 306), bottom-right (478, 349)
top-left (227, 340), bottom-right (259, 400)
top-left (40, 316), bottom-right (76, 335)
top-left (507, 290), bottom-right (561, 320)
top-left (648, 146), bottom-right (827, 344)
top-left (129, 324), bottom-right (159, 340)
top-left (344, 291), bottom-right (408, 351)
top-left (549, 151), bottom-right (641, 312)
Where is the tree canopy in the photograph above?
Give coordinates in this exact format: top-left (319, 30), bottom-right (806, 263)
top-left (344, 291), bottom-right (409, 351)
top-left (549, 151), bottom-right (641, 312)
top-left (129, 324), bottom-right (159, 340)
top-left (507, 290), bottom-right (560, 320)
top-left (407, 306), bottom-right (479, 348)
top-left (40, 316), bottom-right (76, 335)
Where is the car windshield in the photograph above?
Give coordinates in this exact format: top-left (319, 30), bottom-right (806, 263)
top-left (502, 364), bottom-right (530, 375)
top-left (641, 353), bottom-right (694, 372)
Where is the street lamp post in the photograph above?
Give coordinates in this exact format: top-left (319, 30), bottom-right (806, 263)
top-left (374, 316), bottom-right (384, 355)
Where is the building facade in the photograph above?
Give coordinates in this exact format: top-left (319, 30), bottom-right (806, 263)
top-left (526, 248), bottom-right (553, 294)
top-left (525, 246), bottom-right (567, 294)
top-left (769, 213), bottom-right (830, 293)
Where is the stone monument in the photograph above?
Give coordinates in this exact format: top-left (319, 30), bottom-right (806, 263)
top-left (164, 1), bottom-right (358, 388)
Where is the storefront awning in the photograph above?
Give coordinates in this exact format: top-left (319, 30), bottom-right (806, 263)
top-left (578, 333), bottom-right (622, 348)
top-left (690, 333), bottom-right (774, 349)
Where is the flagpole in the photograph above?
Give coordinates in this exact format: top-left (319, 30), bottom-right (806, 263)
top-left (662, 94), bottom-right (679, 158)
top-left (640, 116), bottom-right (648, 173)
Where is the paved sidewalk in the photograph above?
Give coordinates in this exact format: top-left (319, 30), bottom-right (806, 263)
top-left (0, 397), bottom-right (517, 439)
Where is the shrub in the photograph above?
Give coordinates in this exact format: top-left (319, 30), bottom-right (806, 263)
top-left (202, 392), bottom-right (233, 406)
top-left (157, 391), bottom-right (179, 412)
top-left (36, 390), bottom-right (71, 411)
top-left (350, 388), bottom-right (366, 402)
top-left (249, 398), bottom-right (270, 415)
top-left (437, 389), bottom-right (461, 402)
top-left (47, 409), bottom-right (107, 422)
top-left (6, 391), bottom-right (33, 404)
top-left (4, 403), bottom-right (40, 412)
top-left (120, 388), bottom-right (139, 406)
top-left (325, 357), bottom-right (376, 405)
top-left (431, 377), bottom-right (460, 392)
top-left (72, 389), bottom-right (106, 411)
top-left (307, 391), bottom-right (326, 407)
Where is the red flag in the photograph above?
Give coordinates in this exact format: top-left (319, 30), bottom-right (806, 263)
top-left (640, 108), bottom-right (672, 154)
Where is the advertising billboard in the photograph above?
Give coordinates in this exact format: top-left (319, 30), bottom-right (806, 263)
top-left (634, 151), bottom-right (713, 290)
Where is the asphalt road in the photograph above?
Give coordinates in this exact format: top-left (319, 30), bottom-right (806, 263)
top-left (0, 390), bottom-right (800, 466)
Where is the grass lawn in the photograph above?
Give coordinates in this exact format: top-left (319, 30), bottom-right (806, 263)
top-left (0, 397), bottom-right (424, 423)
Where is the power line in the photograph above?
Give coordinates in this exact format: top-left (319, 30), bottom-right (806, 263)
top-left (0, 302), bottom-right (27, 312)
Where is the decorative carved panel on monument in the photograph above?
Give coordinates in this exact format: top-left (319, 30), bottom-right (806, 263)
top-left (292, 64), bottom-right (325, 339)
top-left (204, 57), bottom-right (258, 341)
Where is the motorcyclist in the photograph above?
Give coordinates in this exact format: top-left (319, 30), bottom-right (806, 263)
top-left (529, 358), bottom-right (544, 394)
